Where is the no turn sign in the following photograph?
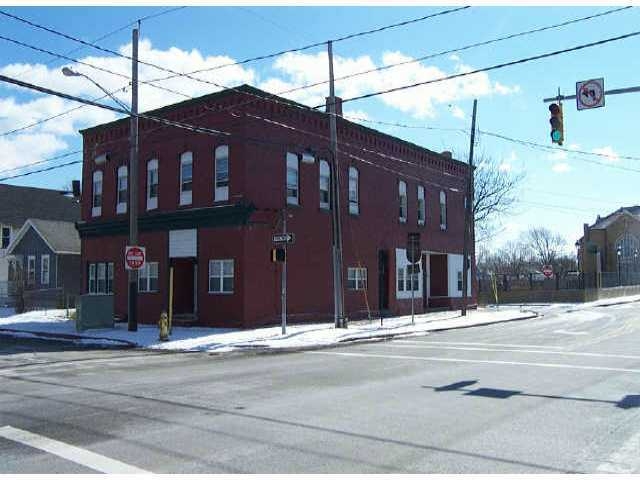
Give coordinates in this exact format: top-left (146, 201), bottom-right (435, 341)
top-left (125, 245), bottom-right (146, 270)
top-left (576, 78), bottom-right (605, 110)
top-left (542, 265), bottom-right (554, 278)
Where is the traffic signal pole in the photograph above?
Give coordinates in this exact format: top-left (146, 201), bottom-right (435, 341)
top-left (127, 25), bottom-right (139, 332)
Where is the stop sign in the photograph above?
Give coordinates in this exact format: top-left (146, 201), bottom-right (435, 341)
top-left (542, 265), bottom-right (553, 278)
top-left (125, 246), bottom-right (146, 270)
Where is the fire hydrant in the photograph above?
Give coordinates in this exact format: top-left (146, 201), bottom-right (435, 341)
top-left (158, 311), bottom-right (169, 341)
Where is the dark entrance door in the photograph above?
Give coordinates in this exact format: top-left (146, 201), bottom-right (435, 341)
top-left (378, 250), bottom-right (389, 312)
top-left (172, 258), bottom-right (195, 315)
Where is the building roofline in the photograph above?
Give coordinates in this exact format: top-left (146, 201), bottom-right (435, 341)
top-left (79, 83), bottom-right (466, 168)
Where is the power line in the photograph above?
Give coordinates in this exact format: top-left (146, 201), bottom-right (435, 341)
top-left (0, 150), bottom-right (82, 176)
top-left (0, 158), bottom-right (82, 182)
top-left (250, 6), bottom-right (633, 102)
top-left (329, 29), bottom-right (640, 107)
top-left (143, 6), bottom-right (471, 83)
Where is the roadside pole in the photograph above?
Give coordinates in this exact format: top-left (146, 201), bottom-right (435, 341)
top-left (282, 208), bottom-right (287, 335)
top-left (462, 99), bottom-right (477, 316)
top-left (127, 25), bottom-right (139, 332)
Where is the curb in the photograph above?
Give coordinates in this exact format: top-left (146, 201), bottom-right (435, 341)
top-left (0, 311), bottom-right (540, 355)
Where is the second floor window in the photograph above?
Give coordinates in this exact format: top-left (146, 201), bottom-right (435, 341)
top-left (147, 159), bottom-right (159, 210)
top-left (1, 226), bottom-right (10, 249)
top-left (319, 159), bottom-right (330, 209)
top-left (399, 180), bottom-right (407, 223)
top-left (92, 170), bottom-right (102, 217)
top-left (180, 152), bottom-right (193, 206)
top-left (215, 145), bottom-right (229, 202)
top-left (117, 165), bottom-right (128, 214)
top-left (349, 166), bottom-right (359, 215)
top-left (286, 152), bottom-right (299, 205)
top-left (417, 185), bottom-right (425, 225)
top-left (439, 190), bottom-right (447, 230)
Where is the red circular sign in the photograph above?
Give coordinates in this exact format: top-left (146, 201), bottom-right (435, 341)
top-left (542, 266), bottom-right (553, 278)
top-left (125, 246), bottom-right (145, 269)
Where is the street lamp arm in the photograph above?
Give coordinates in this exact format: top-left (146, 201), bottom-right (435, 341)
top-left (81, 74), bottom-right (131, 112)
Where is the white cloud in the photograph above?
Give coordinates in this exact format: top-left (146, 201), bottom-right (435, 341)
top-left (498, 150), bottom-right (517, 172)
top-left (343, 109), bottom-right (370, 123)
top-left (449, 54), bottom-right (461, 62)
top-left (548, 149), bottom-right (568, 161)
top-left (552, 162), bottom-right (571, 173)
top-left (592, 146), bottom-right (619, 163)
top-left (450, 105), bottom-right (465, 119)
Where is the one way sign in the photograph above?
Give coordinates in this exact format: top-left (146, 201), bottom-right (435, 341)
top-left (273, 233), bottom-right (295, 244)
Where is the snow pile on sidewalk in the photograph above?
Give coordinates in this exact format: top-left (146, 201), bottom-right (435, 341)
top-left (0, 306), bottom-right (536, 352)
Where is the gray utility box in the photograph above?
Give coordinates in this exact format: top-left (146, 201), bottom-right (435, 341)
top-left (76, 294), bottom-right (114, 332)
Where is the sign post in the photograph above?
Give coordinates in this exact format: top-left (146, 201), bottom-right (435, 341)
top-left (125, 246), bottom-right (145, 270)
top-left (406, 233), bottom-right (421, 325)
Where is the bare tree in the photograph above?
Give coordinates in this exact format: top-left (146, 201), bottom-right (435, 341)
top-left (524, 227), bottom-right (567, 267)
top-left (498, 240), bottom-right (532, 277)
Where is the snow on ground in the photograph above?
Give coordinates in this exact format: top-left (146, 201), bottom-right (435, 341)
top-left (0, 307), bottom-right (537, 352)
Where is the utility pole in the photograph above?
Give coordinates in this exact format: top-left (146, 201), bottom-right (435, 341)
top-left (327, 40), bottom-right (346, 328)
top-left (461, 99), bottom-right (477, 317)
top-left (281, 207), bottom-right (287, 335)
top-left (127, 25), bottom-right (139, 332)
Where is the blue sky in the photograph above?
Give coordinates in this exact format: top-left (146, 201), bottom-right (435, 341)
top-left (1, 5), bottom-right (640, 252)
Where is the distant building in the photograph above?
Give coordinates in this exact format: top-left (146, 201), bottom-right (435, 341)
top-left (7, 219), bottom-right (81, 309)
top-left (0, 184), bottom-right (80, 305)
top-left (77, 84), bottom-right (475, 328)
top-left (577, 206), bottom-right (640, 286)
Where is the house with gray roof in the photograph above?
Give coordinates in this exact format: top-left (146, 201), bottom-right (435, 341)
top-left (0, 184), bottom-right (79, 294)
top-left (6, 219), bottom-right (81, 309)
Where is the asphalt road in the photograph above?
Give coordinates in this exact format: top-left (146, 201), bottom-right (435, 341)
top-left (1, 302), bottom-right (639, 473)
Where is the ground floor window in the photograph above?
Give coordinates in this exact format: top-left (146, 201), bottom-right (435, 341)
top-left (138, 262), bottom-right (159, 293)
top-left (88, 262), bottom-right (114, 294)
top-left (209, 259), bottom-right (234, 293)
top-left (27, 255), bottom-right (35, 286)
top-left (347, 267), bottom-right (367, 290)
top-left (457, 271), bottom-right (463, 292)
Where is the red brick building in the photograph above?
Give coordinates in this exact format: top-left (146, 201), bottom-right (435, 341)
top-left (77, 85), bottom-right (475, 328)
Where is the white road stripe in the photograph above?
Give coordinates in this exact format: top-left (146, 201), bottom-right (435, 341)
top-left (381, 343), bottom-right (640, 360)
top-left (554, 330), bottom-right (589, 336)
top-left (597, 431), bottom-right (640, 473)
top-left (308, 351), bottom-right (640, 373)
top-left (393, 340), bottom-right (565, 349)
top-left (0, 425), bottom-right (150, 474)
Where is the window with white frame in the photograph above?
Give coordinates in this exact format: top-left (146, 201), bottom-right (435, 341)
top-left (116, 165), bottom-right (128, 214)
top-left (138, 262), bottom-right (159, 293)
top-left (209, 259), bottom-right (234, 294)
top-left (319, 159), bottom-right (330, 209)
top-left (396, 249), bottom-right (421, 299)
top-left (1, 226), bottom-right (10, 249)
top-left (347, 267), bottom-right (367, 290)
top-left (348, 166), bottom-right (359, 214)
top-left (180, 151), bottom-right (193, 206)
top-left (92, 170), bottom-right (103, 217)
top-left (397, 266), bottom-right (405, 292)
top-left (27, 255), bottom-right (35, 286)
top-left (457, 271), bottom-right (463, 292)
top-left (286, 152), bottom-right (299, 205)
top-left (399, 180), bottom-right (407, 222)
top-left (215, 145), bottom-right (229, 202)
top-left (439, 190), bottom-right (447, 230)
top-left (87, 262), bottom-right (114, 294)
top-left (417, 185), bottom-right (425, 225)
top-left (147, 159), bottom-right (159, 210)
top-left (41, 255), bottom-right (50, 285)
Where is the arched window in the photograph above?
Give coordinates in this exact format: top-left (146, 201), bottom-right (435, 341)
top-left (147, 159), bottom-right (158, 211)
top-left (616, 232), bottom-right (640, 264)
top-left (348, 167), bottom-right (359, 214)
top-left (286, 152), bottom-right (299, 205)
top-left (417, 185), bottom-right (425, 225)
top-left (116, 165), bottom-right (127, 214)
top-left (92, 170), bottom-right (103, 217)
top-left (319, 159), bottom-right (330, 209)
top-left (398, 180), bottom-right (407, 222)
top-left (180, 151), bottom-right (193, 206)
top-left (215, 145), bottom-right (229, 202)
top-left (439, 190), bottom-right (447, 230)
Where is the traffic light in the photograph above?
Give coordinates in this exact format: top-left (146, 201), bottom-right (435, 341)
top-left (271, 247), bottom-right (286, 262)
top-left (549, 102), bottom-right (564, 146)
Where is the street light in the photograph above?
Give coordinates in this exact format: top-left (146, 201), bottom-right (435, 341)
top-left (61, 67), bottom-right (130, 112)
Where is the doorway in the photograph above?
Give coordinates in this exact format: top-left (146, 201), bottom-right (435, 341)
top-left (172, 258), bottom-right (196, 315)
top-left (378, 249), bottom-right (389, 313)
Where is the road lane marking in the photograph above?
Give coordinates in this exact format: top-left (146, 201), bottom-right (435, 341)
top-left (597, 431), bottom-right (640, 473)
top-left (381, 343), bottom-right (640, 360)
top-left (308, 351), bottom-right (640, 373)
top-left (554, 330), bottom-right (589, 335)
top-left (394, 340), bottom-right (565, 349)
top-left (0, 425), bottom-right (150, 474)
